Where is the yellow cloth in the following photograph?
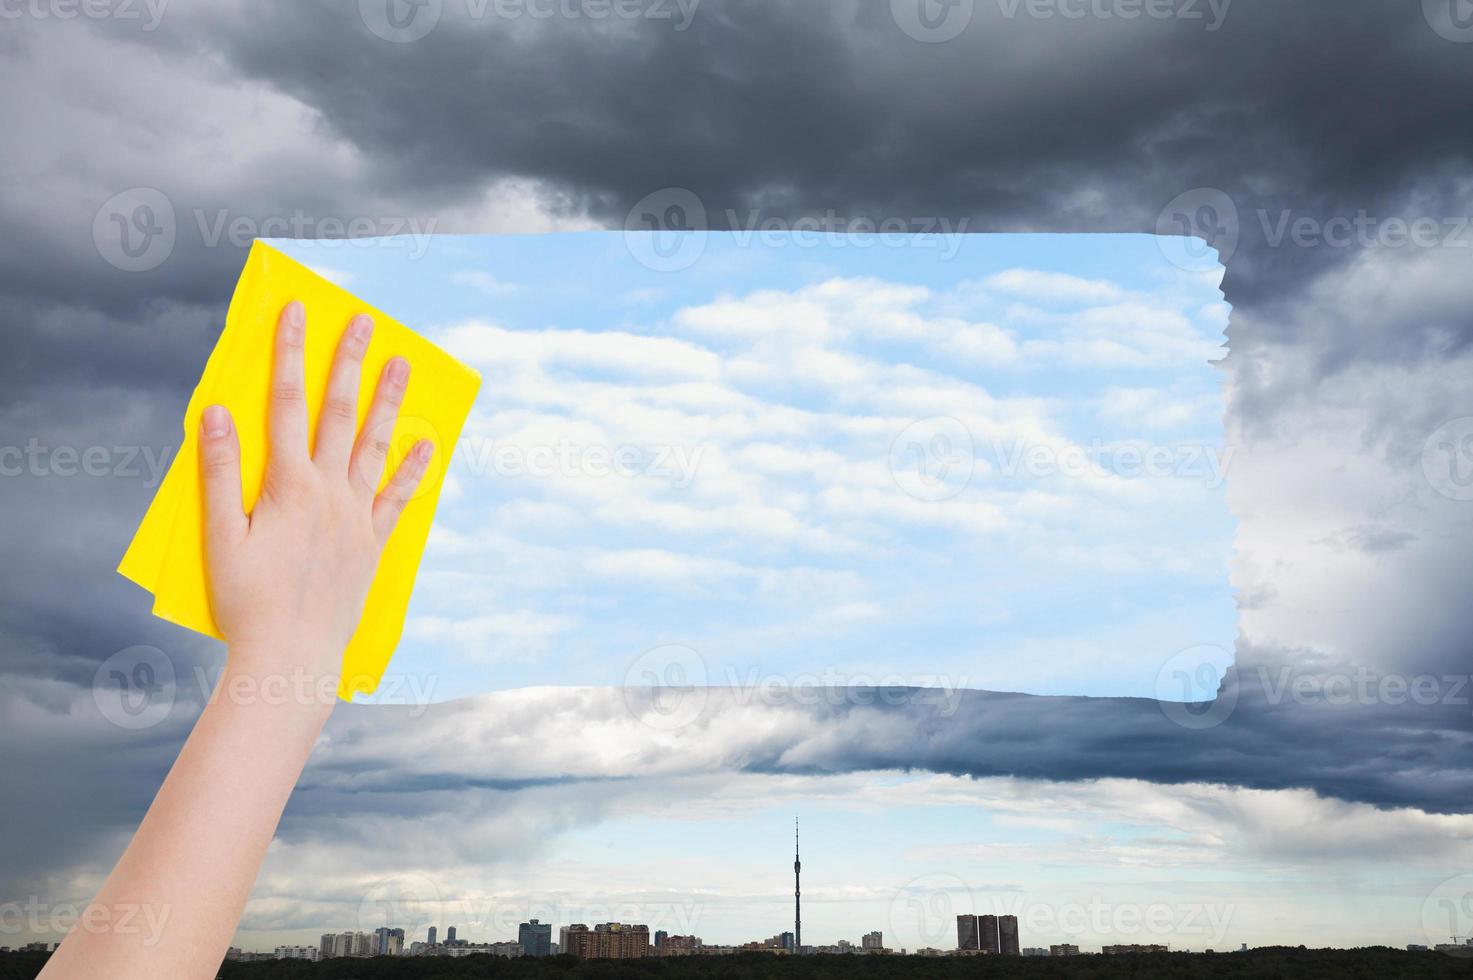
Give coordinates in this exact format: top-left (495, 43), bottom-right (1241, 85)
top-left (119, 240), bottom-right (480, 700)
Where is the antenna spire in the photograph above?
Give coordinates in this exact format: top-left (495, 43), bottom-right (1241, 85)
top-left (793, 816), bottom-right (802, 953)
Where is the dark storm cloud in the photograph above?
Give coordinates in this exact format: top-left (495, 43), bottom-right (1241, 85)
top-left (6, 656), bottom-right (1467, 895)
top-left (292, 659), bottom-right (1473, 821)
top-left (3, 1), bottom-right (1467, 423)
top-left (200, 1), bottom-right (1473, 311)
top-left (771, 668), bottom-right (1473, 816)
top-left (5, 0), bottom-right (1473, 895)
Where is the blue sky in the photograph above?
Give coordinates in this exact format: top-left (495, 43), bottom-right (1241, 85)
top-left (272, 232), bottom-right (1233, 703)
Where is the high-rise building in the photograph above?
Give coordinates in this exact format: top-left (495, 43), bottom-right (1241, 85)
top-left (861, 931), bottom-right (884, 950)
top-left (427, 926), bottom-right (437, 946)
top-left (563, 924), bottom-right (592, 958)
top-left (978, 914), bottom-right (1000, 955)
top-left (519, 919), bottom-right (553, 957)
top-left (654, 930), bottom-right (668, 948)
top-left (563, 922), bottom-right (650, 959)
top-left (370, 927), bottom-right (405, 956)
top-left (998, 915), bottom-right (1019, 955)
top-left (598, 922), bottom-right (650, 959)
top-left (275, 946), bottom-right (319, 961)
top-left (445, 926), bottom-right (457, 945)
top-left (1050, 943), bottom-right (1080, 956)
top-left (320, 931), bottom-right (370, 958)
top-left (956, 914), bottom-right (979, 951)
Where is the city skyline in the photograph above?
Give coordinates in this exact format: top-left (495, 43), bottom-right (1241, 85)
top-left (6, 766), bottom-right (1465, 953)
top-left (165, 816), bottom-right (1463, 959)
top-left (6, 801), bottom-right (1452, 960)
top-left (209, 822), bottom-right (1043, 958)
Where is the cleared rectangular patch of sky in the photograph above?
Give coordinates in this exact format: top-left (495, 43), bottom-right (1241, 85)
top-left (270, 233), bottom-right (1232, 702)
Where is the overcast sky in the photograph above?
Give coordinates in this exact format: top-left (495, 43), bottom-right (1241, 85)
top-left (3, 0), bottom-right (1473, 955)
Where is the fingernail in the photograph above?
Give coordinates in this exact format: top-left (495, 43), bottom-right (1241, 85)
top-left (350, 313), bottom-right (374, 344)
top-left (388, 357), bottom-right (410, 386)
top-left (414, 440), bottom-right (434, 464)
top-left (283, 301), bottom-right (305, 343)
top-left (202, 405), bottom-right (231, 439)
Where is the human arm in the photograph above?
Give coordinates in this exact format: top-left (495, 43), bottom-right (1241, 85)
top-left (39, 300), bottom-right (432, 979)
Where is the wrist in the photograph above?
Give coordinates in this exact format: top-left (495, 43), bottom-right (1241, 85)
top-left (208, 648), bottom-right (344, 719)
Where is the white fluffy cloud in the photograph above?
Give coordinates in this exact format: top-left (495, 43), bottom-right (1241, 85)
top-left (396, 248), bottom-right (1233, 700)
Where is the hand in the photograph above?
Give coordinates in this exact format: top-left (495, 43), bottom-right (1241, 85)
top-left (197, 299), bottom-right (432, 685)
top-left (37, 302), bottom-right (435, 980)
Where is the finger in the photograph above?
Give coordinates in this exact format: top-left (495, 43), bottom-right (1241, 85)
top-left (372, 439), bottom-right (434, 543)
top-left (350, 356), bottom-right (410, 497)
top-left (199, 405), bottom-right (247, 550)
top-left (269, 300), bottom-right (310, 466)
top-left (315, 313), bottom-right (374, 473)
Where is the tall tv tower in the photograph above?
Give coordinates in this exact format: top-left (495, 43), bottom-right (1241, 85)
top-left (793, 817), bottom-right (802, 953)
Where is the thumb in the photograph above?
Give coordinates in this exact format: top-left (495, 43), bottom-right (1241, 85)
top-left (199, 405), bottom-right (247, 549)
